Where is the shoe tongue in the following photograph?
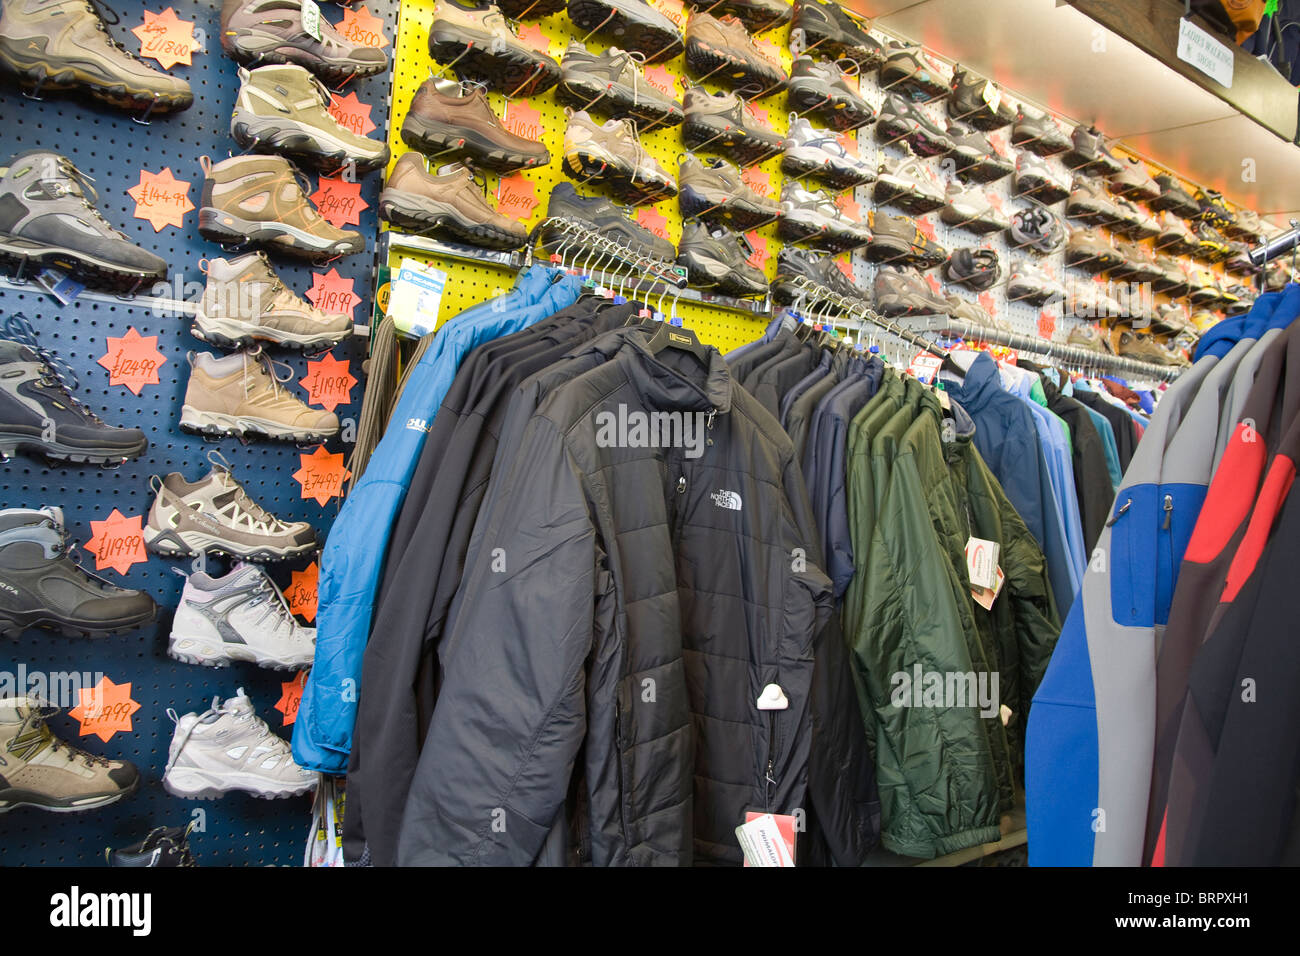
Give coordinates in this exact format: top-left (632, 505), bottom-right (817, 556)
top-left (39, 506), bottom-right (65, 531)
top-left (227, 561), bottom-right (265, 587)
top-left (223, 689), bottom-right (255, 717)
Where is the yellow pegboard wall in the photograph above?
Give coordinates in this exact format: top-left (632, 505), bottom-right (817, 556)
top-left (382, 0), bottom-right (851, 351)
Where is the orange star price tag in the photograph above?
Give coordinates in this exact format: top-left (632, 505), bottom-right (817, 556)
top-left (916, 217), bottom-right (937, 241)
top-left (131, 7), bottom-right (198, 70)
top-left (835, 258), bottom-right (854, 282)
top-left (745, 231), bottom-right (769, 269)
top-left (502, 99), bottom-right (542, 141)
top-left (754, 38), bottom-right (782, 67)
top-left (834, 193), bottom-right (861, 221)
top-left (294, 446), bottom-right (351, 506)
top-left (300, 352), bottom-right (358, 412)
top-left (85, 509), bottom-right (148, 576)
top-left (327, 91), bottom-right (376, 137)
top-left (496, 174), bottom-right (538, 222)
top-left (338, 4), bottom-right (389, 48)
top-left (97, 327), bottom-right (166, 395)
top-left (740, 166), bottom-right (771, 199)
top-left (978, 292), bottom-right (998, 316)
top-left (1038, 311), bottom-right (1057, 339)
top-left (275, 671), bottom-right (309, 726)
top-left (310, 175), bottom-right (367, 228)
top-left (286, 561), bottom-right (319, 622)
top-left (926, 274), bottom-right (943, 295)
top-left (127, 167), bottom-right (193, 232)
top-left (644, 65), bottom-right (677, 98)
top-left (836, 131), bottom-right (859, 156)
top-left (649, 0), bottom-right (685, 29)
top-left (68, 677), bottom-right (141, 743)
top-left (306, 268), bottom-right (360, 318)
top-left (635, 206), bottom-right (670, 242)
top-left (747, 103), bottom-right (770, 127)
top-left (515, 22), bottom-right (552, 56)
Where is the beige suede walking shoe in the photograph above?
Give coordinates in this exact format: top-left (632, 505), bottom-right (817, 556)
top-left (179, 348), bottom-right (338, 442)
top-left (195, 252), bottom-right (353, 350)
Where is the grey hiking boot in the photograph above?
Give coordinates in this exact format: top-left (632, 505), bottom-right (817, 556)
top-left (682, 86), bottom-right (783, 167)
top-left (676, 219), bottom-right (768, 297)
top-left (163, 689), bottom-right (315, 800)
top-left (195, 252), bottom-right (353, 350)
top-left (220, 0), bottom-right (388, 86)
top-left (144, 453), bottom-right (318, 561)
top-left (428, 0), bottom-right (560, 96)
top-left (0, 506), bottom-right (156, 638)
top-left (379, 152), bottom-right (528, 250)
top-left (178, 348), bottom-right (338, 443)
top-left (677, 153), bottom-right (780, 230)
top-left (232, 64), bottom-right (390, 173)
top-left (0, 697), bottom-right (140, 812)
top-left (169, 562), bottom-right (314, 670)
top-left (0, 150), bottom-right (167, 292)
top-left (562, 108), bottom-right (678, 204)
top-left (558, 41), bottom-right (683, 129)
top-left (198, 154), bottom-right (365, 261)
top-left (0, 0), bottom-right (192, 113)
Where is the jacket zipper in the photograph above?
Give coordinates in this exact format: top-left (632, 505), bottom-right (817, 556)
top-left (765, 709), bottom-right (779, 812)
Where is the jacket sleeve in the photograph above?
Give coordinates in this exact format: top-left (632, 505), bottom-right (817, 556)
top-left (396, 414), bottom-right (597, 865)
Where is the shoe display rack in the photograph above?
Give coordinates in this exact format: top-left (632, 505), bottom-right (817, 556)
top-left (0, 0), bottom-right (398, 866)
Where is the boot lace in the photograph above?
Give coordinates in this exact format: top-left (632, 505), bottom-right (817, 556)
top-left (40, 156), bottom-right (125, 239)
top-left (247, 567), bottom-right (303, 639)
top-left (26, 705), bottom-right (111, 767)
top-left (81, 0), bottom-right (151, 65)
top-left (207, 449), bottom-right (292, 533)
top-left (3, 314), bottom-right (108, 426)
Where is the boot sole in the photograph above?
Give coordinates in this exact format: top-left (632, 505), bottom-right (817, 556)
top-left (562, 146), bottom-right (677, 205)
top-left (779, 151), bottom-right (874, 190)
top-left (678, 184), bottom-right (779, 230)
top-left (873, 180), bottom-right (946, 215)
top-left (0, 234), bottom-right (165, 294)
top-left (683, 114), bottom-right (782, 168)
top-left (954, 156), bottom-right (1014, 184)
top-left (168, 632), bottom-right (311, 672)
top-left (162, 767), bottom-right (314, 801)
top-left (566, 0), bottom-right (684, 63)
top-left (556, 74), bottom-right (683, 129)
top-left (0, 603), bottom-right (156, 640)
top-left (400, 113), bottom-right (547, 174)
top-left (684, 39), bottom-right (786, 99)
top-left (785, 81), bottom-right (875, 131)
top-left (790, 24), bottom-right (881, 69)
top-left (178, 405), bottom-right (337, 444)
top-left (939, 209), bottom-right (1006, 236)
top-left (678, 250), bottom-right (767, 298)
top-left (197, 209), bottom-right (363, 262)
top-left (190, 312), bottom-right (354, 352)
top-left (776, 217), bottom-right (868, 254)
top-left (878, 62), bottom-right (947, 99)
top-left (378, 191), bottom-right (527, 251)
top-left (231, 114), bottom-right (389, 174)
top-left (0, 430), bottom-right (147, 466)
top-left (0, 42), bottom-right (192, 113)
top-left (221, 34), bottom-right (387, 87)
top-left (427, 27), bottom-right (559, 97)
top-left (0, 776), bottom-right (139, 813)
top-left (144, 526), bottom-right (318, 563)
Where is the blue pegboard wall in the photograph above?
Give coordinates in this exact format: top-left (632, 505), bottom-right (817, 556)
top-left (0, 0), bottom-right (397, 866)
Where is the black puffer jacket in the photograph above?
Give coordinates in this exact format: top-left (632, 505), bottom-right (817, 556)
top-left (397, 338), bottom-right (850, 865)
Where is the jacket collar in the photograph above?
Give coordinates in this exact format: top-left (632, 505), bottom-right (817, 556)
top-left (951, 351), bottom-right (1003, 411)
top-left (619, 336), bottom-right (734, 414)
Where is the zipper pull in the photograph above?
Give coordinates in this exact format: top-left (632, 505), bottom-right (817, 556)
top-left (1162, 494), bottom-right (1173, 530)
top-left (705, 408), bottom-right (715, 446)
top-left (676, 476), bottom-right (686, 495)
top-left (765, 759), bottom-right (776, 786)
top-left (1106, 498), bottom-right (1132, 526)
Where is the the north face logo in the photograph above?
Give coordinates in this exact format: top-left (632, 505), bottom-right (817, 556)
top-left (405, 418), bottom-right (431, 433)
top-left (710, 489), bottom-right (742, 511)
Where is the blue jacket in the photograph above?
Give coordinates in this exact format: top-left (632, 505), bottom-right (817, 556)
top-left (294, 268), bottom-right (582, 773)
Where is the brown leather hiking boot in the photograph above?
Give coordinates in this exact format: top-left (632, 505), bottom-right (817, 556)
top-left (428, 0), bottom-right (560, 96)
top-left (562, 109), bottom-right (677, 204)
top-left (684, 12), bottom-right (787, 97)
top-left (400, 78), bottom-right (549, 173)
top-left (197, 155), bottom-right (365, 260)
top-left (180, 348), bottom-right (337, 442)
top-left (220, 0), bottom-right (388, 86)
top-left (379, 153), bottom-right (528, 250)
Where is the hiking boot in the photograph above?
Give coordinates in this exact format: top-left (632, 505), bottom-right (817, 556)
top-left (1066, 175), bottom-right (1118, 224)
top-left (179, 348), bottom-right (338, 443)
top-left (790, 0), bottom-right (882, 68)
top-left (943, 246), bottom-right (1001, 291)
top-left (682, 86), bottom-right (783, 166)
top-left (946, 65), bottom-right (1014, 130)
top-left (0, 338), bottom-right (147, 464)
top-left (1150, 172), bottom-right (1200, 218)
top-left (1066, 322), bottom-right (1110, 353)
top-left (1225, 240), bottom-right (1257, 275)
top-left (694, 0), bottom-right (791, 35)
top-left (1009, 204), bottom-right (1066, 255)
top-left (0, 697), bottom-right (139, 811)
top-left (678, 153), bottom-right (780, 229)
top-left (0, 506), bottom-right (155, 638)
top-left (876, 93), bottom-right (954, 157)
top-left (163, 689), bottom-right (315, 800)
top-left (566, 0), bottom-right (683, 63)
top-left (0, 150), bottom-right (167, 292)
top-left (194, 252), bottom-right (353, 350)
top-left (1151, 302), bottom-right (1189, 336)
top-left (1117, 330), bottom-right (1175, 366)
top-left (1108, 239), bottom-right (1161, 282)
top-left (1007, 259), bottom-right (1064, 305)
top-left (786, 55), bottom-right (875, 130)
top-left (771, 246), bottom-right (865, 303)
top-left (170, 562), bottom-right (314, 670)
top-left (1108, 156), bottom-right (1159, 201)
top-left (145, 455), bottom-right (317, 561)
top-left (401, 77), bottom-right (549, 173)
top-left (946, 294), bottom-right (1007, 332)
top-left (0, 0), bottom-right (192, 112)
top-left (874, 154), bottom-right (945, 215)
top-left (1065, 228), bottom-right (1121, 273)
top-left (1013, 152), bottom-right (1068, 204)
top-left (779, 180), bottom-right (869, 249)
top-left (947, 122), bottom-right (1013, 183)
top-left (1011, 105), bottom-right (1069, 155)
top-left (1121, 201), bottom-right (1161, 240)
top-left (780, 116), bottom-right (875, 188)
top-left (231, 64), bottom-right (389, 173)
top-left (1152, 255), bottom-right (1191, 296)
top-left (874, 267), bottom-right (945, 317)
top-left (1191, 221), bottom-right (1231, 262)
top-left (379, 153), bottom-right (527, 250)
top-left (685, 12), bottom-right (786, 97)
top-left (557, 41), bottom-right (683, 129)
top-left (428, 0), bottom-right (560, 96)
top-left (563, 109), bottom-right (677, 203)
top-left (879, 40), bottom-right (948, 98)
top-left (1193, 186), bottom-right (1233, 228)
top-left (220, 0), bottom-right (387, 85)
top-left (865, 210), bottom-right (947, 268)
top-left (1154, 211), bottom-right (1198, 257)
top-left (107, 824), bottom-right (197, 867)
top-left (198, 155), bottom-right (364, 260)
top-left (677, 220), bottom-right (767, 297)
top-left (537, 182), bottom-right (675, 261)
top-left (1225, 206), bottom-right (1263, 242)
top-left (940, 181), bottom-right (1007, 235)
top-left (1063, 123), bottom-right (1122, 176)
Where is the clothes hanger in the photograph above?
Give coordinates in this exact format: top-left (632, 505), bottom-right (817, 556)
top-left (644, 314), bottom-right (711, 363)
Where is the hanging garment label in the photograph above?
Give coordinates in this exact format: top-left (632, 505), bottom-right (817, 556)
top-left (36, 268), bottom-right (83, 304)
top-left (965, 536), bottom-right (1001, 590)
top-left (908, 352), bottom-right (943, 384)
top-left (1177, 17), bottom-right (1234, 88)
top-left (68, 677), bottom-right (141, 743)
top-left (971, 565), bottom-right (1005, 611)
top-left (388, 257), bottom-right (447, 337)
top-left (981, 81), bottom-right (1001, 113)
top-left (737, 812), bottom-right (797, 866)
top-left (301, 0), bottom-right (322, 41)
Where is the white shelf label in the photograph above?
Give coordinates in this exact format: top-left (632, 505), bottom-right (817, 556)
top-left (1177, 17), bottom-right (1234, 89)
